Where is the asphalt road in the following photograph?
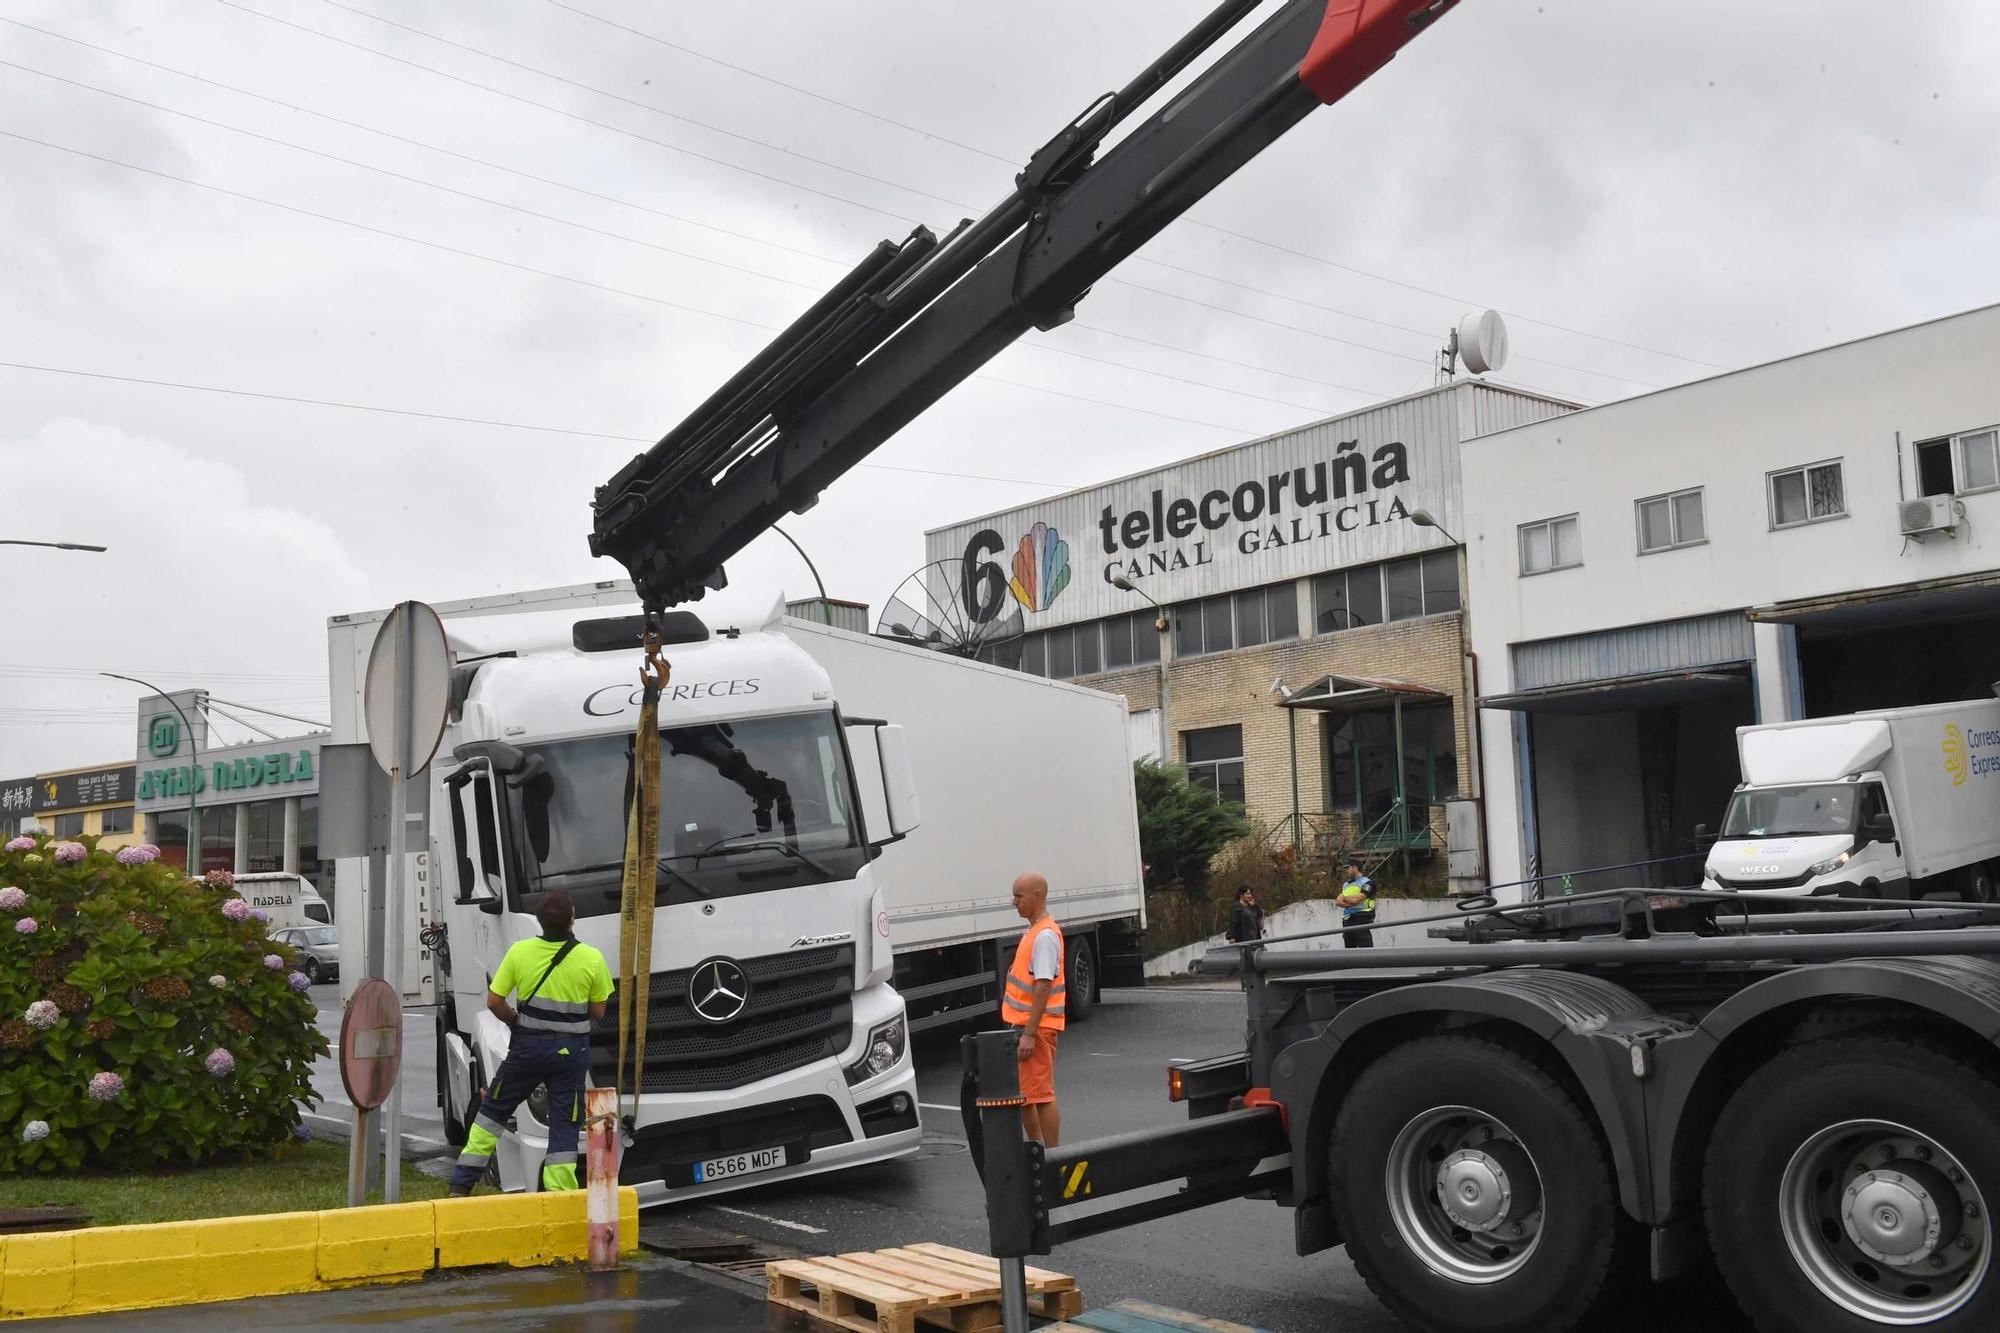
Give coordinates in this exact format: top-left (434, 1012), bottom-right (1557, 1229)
top-left (305, 981), bottom-right (1753, 1331)
top-left (669, 985), bottom-right (1753, 1333)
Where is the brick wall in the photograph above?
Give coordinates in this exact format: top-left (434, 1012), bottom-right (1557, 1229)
top-left (1074, 611), bottom-right (1468, 836)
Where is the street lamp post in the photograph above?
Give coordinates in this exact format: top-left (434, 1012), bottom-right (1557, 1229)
top-left (102, 673), bottom-right (200, 875)
top-left (1407, 509), bottom-right (1472, 883)
top-left (0, 540), bottom-right (107, 552)
top-left (1109, 577), bottom-right (1173, 764)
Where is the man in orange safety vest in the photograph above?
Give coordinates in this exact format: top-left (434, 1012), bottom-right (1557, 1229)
top-left (1003, 871), bottom-right (1066, 1147)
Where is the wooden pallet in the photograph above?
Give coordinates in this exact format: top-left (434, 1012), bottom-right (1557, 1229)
top-left (767, 1242), bottom-right (1083, 1333)
top-left (1040, 1298), bottom-right (1268, 1332)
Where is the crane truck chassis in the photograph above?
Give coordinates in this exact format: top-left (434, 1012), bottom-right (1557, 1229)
top-left (961, 890), bottom-right (2000, 1333)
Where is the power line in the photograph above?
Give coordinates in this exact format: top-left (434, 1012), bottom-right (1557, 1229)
top-left (214, 0), bottom-right (929, 229)
top-left (210, 2), bottom-right (1642, 391)
top-left (0, 20), bottom-right (1435, 403)
top-left (0, 58), bottom-right (1364, 416)
top-left (0, 359), bottom-right (1078, 488)
top-left (206, 698), bottom-right (331, 729)
top-left (1, 128), bottom-right (1285, 440)
top-left (540, 0), bottom-right (1015, 167)
top-left (538, 0), bottom-right (1732, 374)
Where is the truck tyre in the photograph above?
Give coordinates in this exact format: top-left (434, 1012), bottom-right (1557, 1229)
top-left (1964, 863), bottom-right (1996, 904)
top-left (1704, 1034), bottom-right (2000, 1332)
top-left (1064, 935), bottom-right (1097, 1024)
top-left (1327, 1035), bottom-right (1636, 1333)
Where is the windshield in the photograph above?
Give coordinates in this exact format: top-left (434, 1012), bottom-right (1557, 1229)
top-left (1720, 782), bottom-right (1882, 839)
top-left (510, 710), bottom-right (864, 915)
top-left (301, 927), bottom-right (337, 946)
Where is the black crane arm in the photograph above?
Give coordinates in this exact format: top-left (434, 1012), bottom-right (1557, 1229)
top-left (590, 0), bottom-right (1464, 611)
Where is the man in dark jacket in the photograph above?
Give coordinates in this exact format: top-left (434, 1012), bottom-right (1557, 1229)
top-left (1226, 884), bottom-right (1264, 943)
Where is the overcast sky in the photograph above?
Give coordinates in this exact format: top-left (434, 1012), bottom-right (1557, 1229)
top-left (3, 0), bottom-right (1998, 775)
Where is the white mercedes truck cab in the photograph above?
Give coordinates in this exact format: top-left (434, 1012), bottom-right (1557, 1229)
top-left (428, 606), bottom-right (922, 1203)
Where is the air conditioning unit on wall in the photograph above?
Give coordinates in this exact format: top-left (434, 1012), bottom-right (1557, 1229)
top-left (1899, 495), bottom-right (1957, 538)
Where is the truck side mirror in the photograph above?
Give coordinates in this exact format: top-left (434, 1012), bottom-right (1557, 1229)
top-left (1693, 823), bottom-right (1710, 840)
top-left (876, 724), bottom-right (922, 839)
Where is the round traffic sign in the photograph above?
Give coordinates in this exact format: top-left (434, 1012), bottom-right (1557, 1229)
top-left (363, 600), bottom-right (452, 777)
top-left (339, 977), bottom-right (404, 1111)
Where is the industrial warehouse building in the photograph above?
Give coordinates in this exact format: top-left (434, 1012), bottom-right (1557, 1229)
top-left (1465, 302), bottom-right (2000, 897)
top-left (926, 379), bottom-right (1577, 890)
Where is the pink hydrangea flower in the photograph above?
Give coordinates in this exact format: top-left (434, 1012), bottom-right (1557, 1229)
top-left (52, 842), bottom-right (86, 864)
top-left (0, 886), bottom-right (24, 911)
top-left (20, 1120), bottom-right (49, 1144)
top-left (204, 869), bottom-right (236, 888)
top-left (14, 918), bottom-right (36, 935)
top-left (203, 1048), bottom-right (236, 1078)
top-left (250, 908), bottom-right (270, 924)
top-left (24, 1000), bottom-right (58, 1031)
top-left (263, 954), bottom-right (284, 971)
top-left (220, 898), bottom-right (251, 922)
top-left (87, 1071), bottom-right (124, 1102)
top-left (287, 971), bottom-right (311, 993)
top-left (3, 835), bottom-right (32, 853)
top-left (115, 844), bottom-right (161, 866)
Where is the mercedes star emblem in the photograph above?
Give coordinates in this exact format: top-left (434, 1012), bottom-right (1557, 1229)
top-left (688, 957), bottom-right (750, 1024)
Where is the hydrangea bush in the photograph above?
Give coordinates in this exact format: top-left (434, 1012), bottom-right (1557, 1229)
top-left (0, 835), bottom-right (327, 1172)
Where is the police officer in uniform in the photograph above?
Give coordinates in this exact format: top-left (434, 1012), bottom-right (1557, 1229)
top-left (448, 889), bottom-right (614, 1195)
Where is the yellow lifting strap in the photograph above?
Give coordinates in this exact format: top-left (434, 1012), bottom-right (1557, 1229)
top-left (615, 631), bottom-right (668, 1132)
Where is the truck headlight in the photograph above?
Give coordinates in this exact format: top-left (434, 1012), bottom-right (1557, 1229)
top-left (1807, 851), bottom-right (1852, 877)
top-left (845, 1017), bottom-right (906, 1086)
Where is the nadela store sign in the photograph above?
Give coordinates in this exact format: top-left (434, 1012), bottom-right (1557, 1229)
top-left (134, 735), bottom-right (323, 813)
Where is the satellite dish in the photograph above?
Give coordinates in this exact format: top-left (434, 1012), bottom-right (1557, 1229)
top-left (874, 561), bottom-right (1024, 659)
top-left (1456, 309), bottom-right (1509, 376)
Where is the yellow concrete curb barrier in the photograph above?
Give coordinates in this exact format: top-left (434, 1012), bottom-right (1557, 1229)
top-left (0, 1187), bottom-right (640, 1320)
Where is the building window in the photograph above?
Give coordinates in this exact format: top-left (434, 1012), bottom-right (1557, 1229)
top-left (1636, 488), bottom-right (1705, 554)
top-left (247, 799), bottom-right (285, 873)
top-left (1917, 428), bottom-right (2000, 497)
top-left (1769, 460), bottom-right (1846, 528)
top-left (1323, 704), bottom-right (1458, 823)
top-left (1420, 550), bottom-right (1462, 614)
top-left (99, 807), bottom-right (134, 835)
top-left (1518, 514), bottom-right (1581, 575)
top-left (1313, 567), bottom-right (1383, 634)
top-left (1101, 611), bottom-right (1163, 670)
top-left (1175, 583), bottom-right (1297, 658)
top-left (1182, 725), bottom-right (1245, 808)
top-left (54, 812), bottom-right (85, 838)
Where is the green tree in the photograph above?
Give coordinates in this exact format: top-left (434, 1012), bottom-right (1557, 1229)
top-left (0, 835), bottom-right (327, 1173)
top-left (1134, 759), bottom-right (1251, 895)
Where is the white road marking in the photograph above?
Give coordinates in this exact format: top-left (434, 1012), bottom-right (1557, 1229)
top-left (712, 1205), bottom-right (828, 1235)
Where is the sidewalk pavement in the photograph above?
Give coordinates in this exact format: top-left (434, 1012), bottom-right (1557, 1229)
top-left (39, 1253), bottom-right (812, 1331)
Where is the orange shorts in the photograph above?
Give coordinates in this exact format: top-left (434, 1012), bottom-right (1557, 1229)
top-left (1016, 1028), bottom-right (1059, 1104)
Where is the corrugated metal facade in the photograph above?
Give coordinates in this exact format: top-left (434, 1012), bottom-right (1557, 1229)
top-left (924, 381), bottom-right (1574, 633)
top-left (1510, 612), bottom-right (1754, 692)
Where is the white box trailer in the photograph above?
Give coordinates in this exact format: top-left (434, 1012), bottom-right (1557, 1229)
top-left (1703, 697), bottom-right (2000, 900)
top-left (782, 617), bottom-right (1147, 1029)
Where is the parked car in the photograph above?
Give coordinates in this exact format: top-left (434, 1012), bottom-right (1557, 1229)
top-left (274, 924), bottom-right (339, 984)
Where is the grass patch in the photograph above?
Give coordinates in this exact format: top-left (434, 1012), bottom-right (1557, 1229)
top-left (0, 1140), bottom-right (448, 1227)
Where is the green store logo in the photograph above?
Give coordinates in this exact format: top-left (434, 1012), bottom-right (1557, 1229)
top-left (147, 714), bottom-right (180, 758)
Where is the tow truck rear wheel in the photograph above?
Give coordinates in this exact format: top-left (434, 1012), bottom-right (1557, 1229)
top-left (1328, 1035), bottom-right (1636, 1333)
top-left (1704, 1034), bottom-right (2000, 1332)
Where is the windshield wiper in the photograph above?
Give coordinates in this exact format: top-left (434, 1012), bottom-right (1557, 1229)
top-left (542, 859), bottom-right (710, 899)
top-left (685, 835), bottom-right (838, 880)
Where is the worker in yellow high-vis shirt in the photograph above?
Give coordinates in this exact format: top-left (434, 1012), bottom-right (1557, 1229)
top-left (448, 890), bottom-right (613, 1195)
